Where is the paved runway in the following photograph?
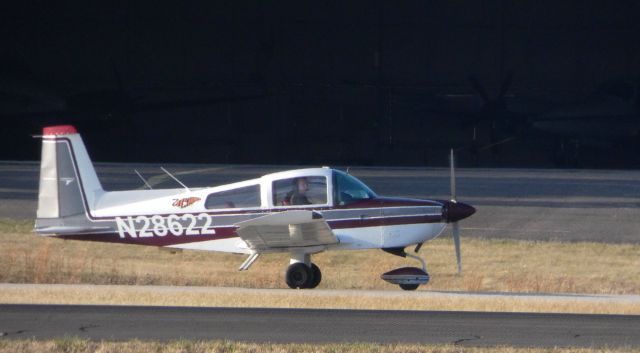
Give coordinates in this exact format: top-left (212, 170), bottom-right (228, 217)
top-left (1, 162), bottom-right (639, 243)
top-left (0, 305), bottom-right (638, 347)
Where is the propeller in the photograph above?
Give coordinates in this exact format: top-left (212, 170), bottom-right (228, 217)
top-left (450, 149), bottom-right (462, 275)
top-left (415, 149), bottom-right (476, 275)
top-left (415, 150), bottom-right (474, 276)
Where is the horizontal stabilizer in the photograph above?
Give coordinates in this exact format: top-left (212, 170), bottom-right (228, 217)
top-left (35, 225), bottom-right (112, 235)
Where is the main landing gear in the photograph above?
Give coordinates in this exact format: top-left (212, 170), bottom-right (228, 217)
top-left (285, 253), bottom-right (322, 289)
top-left (285, 263), bottom-right (321, 289)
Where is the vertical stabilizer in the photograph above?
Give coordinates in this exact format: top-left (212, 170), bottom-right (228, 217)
top-left (36, 125), bottom-right (103, 219)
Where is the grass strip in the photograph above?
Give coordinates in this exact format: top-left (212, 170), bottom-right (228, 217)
top-left (1, 339), bottom-right (639, 353)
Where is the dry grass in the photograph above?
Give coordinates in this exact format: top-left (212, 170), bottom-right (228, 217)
top-left (1, 219), bottom-right (639, 294)
top-left (1, 284), bottom-right (639, 314)
top-left (0, 339), bottom-right (638, 353)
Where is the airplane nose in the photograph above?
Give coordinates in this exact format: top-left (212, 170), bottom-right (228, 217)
top-left (442, 201), bottom-right (476, 223)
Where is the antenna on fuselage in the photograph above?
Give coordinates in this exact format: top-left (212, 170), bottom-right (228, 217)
top-left (160, 167), bottom-right (190, 192)
top-left (134, 169), bottom-right (153, 190)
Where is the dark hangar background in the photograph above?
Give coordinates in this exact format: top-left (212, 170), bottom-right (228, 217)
top-left (2, 1), bottom-right (640, 168)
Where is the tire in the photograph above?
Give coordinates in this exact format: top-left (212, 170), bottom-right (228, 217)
top-left (399, 283), bottom-right (419, 291)
top-left (306, 263), bottom-right (322, 289)
top-left (285, 263), bottom-right (313, 289)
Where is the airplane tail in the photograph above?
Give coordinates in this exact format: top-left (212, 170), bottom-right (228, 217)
top-left (35, 125), bottom-right (104, 233)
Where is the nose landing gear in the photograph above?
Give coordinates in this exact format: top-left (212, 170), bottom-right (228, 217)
top-left (381, 248), bottom-right (430, 291)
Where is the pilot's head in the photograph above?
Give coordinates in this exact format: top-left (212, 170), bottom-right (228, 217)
top-left (294, 177), bottom-right (309, 194)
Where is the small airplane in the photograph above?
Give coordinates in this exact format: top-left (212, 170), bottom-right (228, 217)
top-left (34, 125), bottom-right (475, 290)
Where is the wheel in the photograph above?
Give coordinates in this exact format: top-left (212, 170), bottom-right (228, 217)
top-left (285, 263), bottom-right (314, 289)
top-left (399, 283), bottom-right (419, 291)
top-left (306, 263), bottom-right (322, 289)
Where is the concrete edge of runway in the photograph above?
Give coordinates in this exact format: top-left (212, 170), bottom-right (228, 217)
top-left (2, 283), bottom-right (639, 304)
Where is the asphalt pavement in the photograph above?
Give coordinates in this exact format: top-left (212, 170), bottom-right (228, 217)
top-left (1, 161), bottom-right (639, 243)
top-left (0, 304), bottom-right (638, 347)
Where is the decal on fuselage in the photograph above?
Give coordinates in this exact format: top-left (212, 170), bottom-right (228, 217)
top-left (172, 197), bottom-right (201, 208)
top-left (115, 213), bottom-right (216, 238)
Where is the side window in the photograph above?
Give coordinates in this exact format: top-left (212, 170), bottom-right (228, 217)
top-left (273, 176), bottom-right (327, 206)
top-left (205, 185), bottom-right (261, 209)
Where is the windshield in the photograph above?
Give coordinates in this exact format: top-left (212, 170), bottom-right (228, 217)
top-left (333, 170), bottom-right (377, 205)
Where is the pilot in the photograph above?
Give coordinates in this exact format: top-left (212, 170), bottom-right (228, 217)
top-left (286, 177), bottom-right (312, 205)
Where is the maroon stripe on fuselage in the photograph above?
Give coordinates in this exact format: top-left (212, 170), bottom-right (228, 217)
top-left (58, 227), bottom-right (239, 246)
top-left (333, 197), bottom-right (443, 209)
top-left (328, 214), bottom-right (442, 229)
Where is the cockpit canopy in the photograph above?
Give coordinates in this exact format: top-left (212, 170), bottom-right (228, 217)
top-left (202, 168), bottom-right (378, 210)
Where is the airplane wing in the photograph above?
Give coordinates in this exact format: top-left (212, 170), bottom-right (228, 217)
top-left (234, 210), bottom-right (338, 252)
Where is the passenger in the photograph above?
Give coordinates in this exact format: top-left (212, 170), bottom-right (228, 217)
top-left (286, 177), bottom-right (312, 205)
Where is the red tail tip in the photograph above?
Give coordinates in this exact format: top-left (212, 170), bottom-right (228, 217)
top-left (43, 125), bottom-right (78, 136)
